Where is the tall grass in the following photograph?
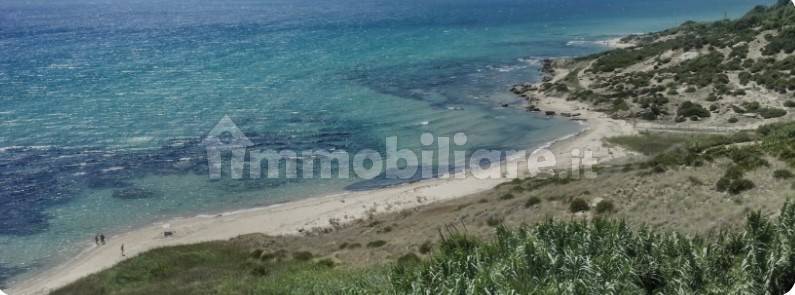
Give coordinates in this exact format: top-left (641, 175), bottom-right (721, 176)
top-left (390, 202), bottom-right (795, 294)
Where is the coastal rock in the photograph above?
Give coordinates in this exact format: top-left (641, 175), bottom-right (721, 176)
top-left (510, 83), bottom-right (537, 94)
top-left (112, 187), bottom-right (161, 200)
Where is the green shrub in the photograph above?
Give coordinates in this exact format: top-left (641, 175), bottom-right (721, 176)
top-left (758, 107), bottom-right (787, 119)
top-left (499, 193), bottom-right (515, 200)
top-left (524, 196), bottom-right (542, 208)
top-left (397, 253), bottom-right (421, 266)
top-left (743, 101), bottom-right (761, 112)
top-left (250, 249), bottom-right (264, 259)
top-left (763, 27), bottom-right (795, 55)
top-left (595, 200), bottom-right (616, 214)
top-left (728, 117), bottom-right (739, 123)
top-left (785, 100), bottom-right (795, 108)
top-left (486, 215), bottom-right (503, 227)
top-left (716, 177), bottom-right (732, 192)
top-left (688, 176), bottom-right (704, 186)
top-left (728, 179), bottom-right (755, 194)
top-left (677, 101), bottom-right (710, 119)
top-left (316, 258), bottom-right (336, 268)
top-left (250, 264), bottom-right (270, 276)
top-left (774, 169), bottom-right (794, 179)
top-left (260, 250), bottom-right (287, 261)
top-left (367, 240), bottom-right (387, 248)
top-left (569, 198), bottom-right (590, 213)
top-left (292, 251), bottom-right (314, 261)
top-left (418, 241), bottom-right (433, 254)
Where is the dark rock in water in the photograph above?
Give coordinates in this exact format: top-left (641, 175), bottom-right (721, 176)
top-left (501, 103), bottom-right (509, 108)
top-left (0, 170), bottom-right (60, 235)
top-left (541, 59), bottom-right (555, 74)
top-left (112, 188), bottom-right (160, 200)
top-left (0, 263), bottom-right (23, 289)
top-left (510, 84), bottom-right (534, 94)
top-left (545, 111), bottom-right (556, 116)
top-left (526, 105), bottom-right (541, 112)
top-left (86, 176), bottom-right (132, 189)
top-left (191, 163), bottom-right (209, 175)
top-left (0, 205), bottom-right (50, 236)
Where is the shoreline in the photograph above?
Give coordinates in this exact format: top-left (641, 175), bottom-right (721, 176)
top-left (8, 40), bottom-right (640, 295)
top-left (8, 102), bottom-right (636, 294)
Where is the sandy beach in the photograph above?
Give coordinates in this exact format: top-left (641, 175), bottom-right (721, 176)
top-left (8, 68), bottom-right (638, 295)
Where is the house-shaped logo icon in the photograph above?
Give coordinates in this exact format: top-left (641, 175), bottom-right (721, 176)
top-left (0, 287), bottom-right (7, 295)
top-left (202, 115), bottom-right (253, 179)
top-left (202, 115), bottom-right (253, 150)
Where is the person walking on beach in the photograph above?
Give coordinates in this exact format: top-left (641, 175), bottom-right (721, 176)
top-left (100, 234), bottom-right (106, 245)
top-left (94, 234), bottom-right (99, 246)
top-left (121, 244), bottom-right (126, 257)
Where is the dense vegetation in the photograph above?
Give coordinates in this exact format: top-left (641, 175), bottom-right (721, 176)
top-left (56, 202), bottom-right (795, 294)
top-left (608, 121), bottom-right (795, 195)
top-left (552, 1), bottom-right (795, 123)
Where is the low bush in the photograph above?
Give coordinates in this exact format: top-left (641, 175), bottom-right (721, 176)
top-left (728, 178), bottom-right (755, 194)
top-left (366, 240), bottom-right (387, 248)
top-left (716, 177), bottom-right (732, 192)
top-left (316, 258), bottom-right (336, 268)
top-left (486, 215), bottom-right (504, 227)
top-left (774, 169), bottom-right (794, 179)
top-left (397, 253), bottom-right (421, 266)
top-left (292, 251), bottom-right (314, 261)
top-left (677, 101), bottom-right (711, 118)
top-left (418, 241), bottom-right (433, 254)
top-left (595, 200), bottom-right (616, 214)
top-left (569, 198), bottom-right (590, 213)
top-left (499, 193), bottom-right (515, 200)
top-left (525, 196), bottom-right (542, 208)
top-left (688, 176), bottom-right (704, 186)
top-left (758, 107), bottom-right (787, 119)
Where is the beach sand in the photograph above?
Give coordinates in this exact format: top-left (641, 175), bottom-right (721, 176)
top-left (8, 79), bottom-right (638, 295)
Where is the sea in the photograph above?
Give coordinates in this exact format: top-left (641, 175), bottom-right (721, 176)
top-left (0, 0), bottom-right (772, 287)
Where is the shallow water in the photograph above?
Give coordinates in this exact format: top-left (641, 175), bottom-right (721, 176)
top-left (0, 0), bottom-right (771, 286)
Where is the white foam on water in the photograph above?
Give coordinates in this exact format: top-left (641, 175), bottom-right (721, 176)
top-left (101, 166), bottom-right (125, 173)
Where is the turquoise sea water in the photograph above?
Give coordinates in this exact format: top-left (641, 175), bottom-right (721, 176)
top-left (0, 0), bottom-right (772, 286)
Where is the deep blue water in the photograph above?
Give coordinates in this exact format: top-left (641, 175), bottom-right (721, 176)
top-left (0, 0), bottom-right (772, 287)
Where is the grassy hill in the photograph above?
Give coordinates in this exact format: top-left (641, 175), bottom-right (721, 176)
top-left (54, 201), bottom-right (795, 294)
top-left (515, 1), bottom-right (795, 126)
